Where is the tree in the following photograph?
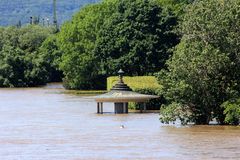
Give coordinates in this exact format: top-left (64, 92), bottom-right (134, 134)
top-left (58, 0), bottom-right (117, 89)
top-left (0, 25), bottom-right (55, 87)
top-left (18, 25), bottom-right (53, 52)
top-left (157, 0), bottom-right (240, 125)
top-left (94, 0), bottom-right (178, 76)
top-left (158, 41), bottom-right (232, 124)
top-left (157, 0), bottom-right (193, 17)
top-left (38, 35), bottom-right (63, 82)
top-left (58, 0), bottom-right (179, 89)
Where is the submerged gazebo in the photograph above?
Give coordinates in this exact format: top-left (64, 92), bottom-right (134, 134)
top-left (93, 69), bottom-right (159, 114)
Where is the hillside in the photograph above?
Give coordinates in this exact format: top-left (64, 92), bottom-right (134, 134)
top-left (0, 0), bottom-right (100, 26)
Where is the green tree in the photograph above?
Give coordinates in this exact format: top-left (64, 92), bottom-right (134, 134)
top-left (221, 98), bottom-right (240, 125)
top-left (58, 0), bottom-right (179, 89)
top-left (18, 25), bottom-right (53, 52)
top-left (157, 0), bottom-right (193, 17)
top-left (157, 0), bottom-right (240, 125)
top-left (94, 0), bottom-right (178, 76)
top-left (0, 25), bottom-right (55, 87)
top-left (58, 1), bottom-right (117, 89)
top-left (38, 35), bottom-right (63, 82)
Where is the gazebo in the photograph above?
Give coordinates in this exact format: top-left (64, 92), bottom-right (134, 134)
top-left (93, 69), bottom-right (159, 114)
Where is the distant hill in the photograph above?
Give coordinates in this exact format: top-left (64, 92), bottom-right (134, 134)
top-left (0, 0), bottom-right (100, 26)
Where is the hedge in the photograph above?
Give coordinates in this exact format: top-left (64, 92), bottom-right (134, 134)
top-left (107, 76), bottom-right (161, 91)
top-left (107, 76), bottom-right (164, 110)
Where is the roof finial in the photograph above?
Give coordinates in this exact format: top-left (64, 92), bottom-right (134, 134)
top-left (118, 69), bottom-right (124, 83)
top-left (110, 69), bottom-right (132, 91)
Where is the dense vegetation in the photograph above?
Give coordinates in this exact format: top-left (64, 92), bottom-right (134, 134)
top-left (94, 0), bottom-right (178, 76)
top-left (157, 0), bottom-right (240, 125)
top-left (57, 0), bottom-right (117, 89)
top-left (0, 0), bottom-right (239, 125)
top-left (0, 25), bottom-right (58, 87)
top-left (58, 0), bottom-right (179, 89)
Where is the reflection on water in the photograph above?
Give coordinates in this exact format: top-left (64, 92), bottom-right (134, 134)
top-left (0, 87), bottom-right (239, 160)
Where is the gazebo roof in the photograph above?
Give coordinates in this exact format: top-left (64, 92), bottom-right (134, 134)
top-left (94, 90), bottom-right (159, 102)
top-left (93, 69), bottom-right (159, 103)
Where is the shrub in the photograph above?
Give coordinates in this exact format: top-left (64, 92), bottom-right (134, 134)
top-left (221, 98), bottom-right (240, 125)
top-left (160, 102), bottom-right (194, 125)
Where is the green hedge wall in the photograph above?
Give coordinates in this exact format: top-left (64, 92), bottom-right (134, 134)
top-left (107, 76), bottom-right (163, 110)
top-left (107, 76), bottom-right (161, 91)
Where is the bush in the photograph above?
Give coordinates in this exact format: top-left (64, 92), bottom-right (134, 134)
top-left (221, 99), bottom-right (240, 125)
top-left (160, 102), bottom-right (194, 125)
top-left (107, 76), bottom-right (163, 110)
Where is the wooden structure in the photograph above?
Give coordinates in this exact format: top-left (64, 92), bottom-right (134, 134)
top-left (93, 69), bottom-right (159, 114)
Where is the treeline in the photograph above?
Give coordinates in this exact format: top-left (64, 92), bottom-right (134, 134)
top-left (0, 0), bottom-right (239, 125)
top-left (0, 0), bottom-right (187, 88)
top-left (0, 25), bottom-right (62, 87)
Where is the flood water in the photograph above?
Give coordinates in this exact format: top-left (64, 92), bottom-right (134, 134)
top-left (0, 86), bottom-right (239, 160)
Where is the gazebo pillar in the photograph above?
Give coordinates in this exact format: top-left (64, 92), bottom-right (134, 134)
top-left (114, 102), bottom-right (128, 114)
top-left (140, 102), bottom-right (147, 113)
top-left (100, 102), bottom-right (103, 114)
top-left (97, 102), bottom-right (100, 113)
top-left (97, 102), bottom-right (104, 114)
top-left (144, 103), bottom-right (147, 112)
top-left (124, 103), bottom-right (128, 114)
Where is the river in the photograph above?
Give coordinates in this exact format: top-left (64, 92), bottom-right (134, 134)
top-left (0, 86), bottom-right (239, 160)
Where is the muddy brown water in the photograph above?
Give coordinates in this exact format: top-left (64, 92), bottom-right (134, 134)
top-left (0, 86), bottom-right (239, 160)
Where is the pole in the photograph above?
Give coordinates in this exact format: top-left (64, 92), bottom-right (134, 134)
top-left (53, 0), bottom-right (58, 31)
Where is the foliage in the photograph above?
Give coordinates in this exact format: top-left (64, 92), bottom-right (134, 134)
top-left (38, 35), bottom-right (63, 82)
top-left (0, 0), bottom-right (184, 89)
top-left (157, 0), bottom-right (193, 17)
top-left (0, 25), bottom-right (55, 87)
top-left (221, 98), bottom-right (240, 125)
top-left (160, 102), bottom-right (194, 125)
top-left (94, 0), bottom-right (178, 76)
top-left (58, 1), bottom-right (116, 90)
top-left (157, 0), bottom-right (240, 125)
top-left (59, 0), bottom-right (179, 89)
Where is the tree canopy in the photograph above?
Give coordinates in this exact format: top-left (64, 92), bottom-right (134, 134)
top-left (0, 25), bottom-right (55, 87)
top-left (157, 0), bottom-right (240, 125)
top-left (57, 1), bottom-right (117, 89)
top-left (58, 0), bottom-right (179, 89)
top-left (94, 0), bottom-right (178, 76)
